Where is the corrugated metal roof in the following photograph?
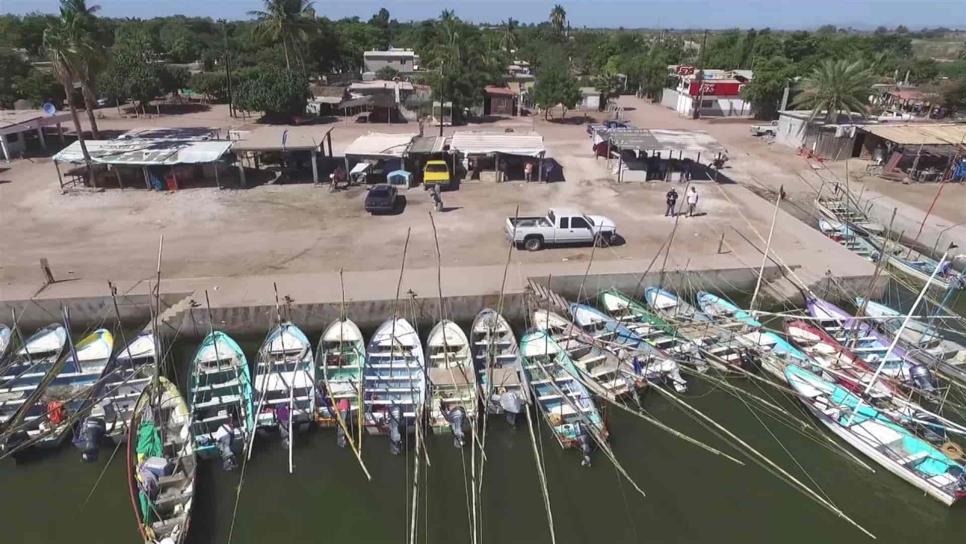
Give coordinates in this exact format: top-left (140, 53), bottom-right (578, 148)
top-left (600, 128), bottom-right (726, 155)
top-left (860, 124), bottom-right (966, 146)
top-left (449, 131), bottom-right (546, 157)
top-left (344, 132), bottom-right (417, 158)
top-left (602, 128), bottom-right (660, 150)
top-left (485, 86), bottom-right (517, 96)
top-left (230, 126), bottom-right (333, 152)
top-left (53, 139), bottom-right (232, 165)
top-left (406, 136), bottom-right (448, 155)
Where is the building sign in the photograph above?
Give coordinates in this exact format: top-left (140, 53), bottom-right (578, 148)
top-left (675, 65), bottom-right (696, 76)
top-left (688, 80), bottom-right (744, 97)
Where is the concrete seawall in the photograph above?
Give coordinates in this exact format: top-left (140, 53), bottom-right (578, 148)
top-left (0, 262), bottom-right (885, 342)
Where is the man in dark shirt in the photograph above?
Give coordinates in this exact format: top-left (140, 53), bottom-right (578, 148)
top-left (665, 188), bottom-right (678, 217)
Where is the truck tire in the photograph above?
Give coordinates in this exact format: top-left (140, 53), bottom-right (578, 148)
top-left (523, 236), bottom-right (544, 251)
top-left (594, 232), bottom-right (611, 247)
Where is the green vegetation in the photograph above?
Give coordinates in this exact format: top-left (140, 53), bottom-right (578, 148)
top-left (791, 59), bottom-right (874, 122)
top-left (0, 7), bottom-right (962, 122)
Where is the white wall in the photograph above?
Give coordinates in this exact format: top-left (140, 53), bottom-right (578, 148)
top-left (581, 95), bottom-right (600, 111)
top-left (775, 115), bottom-right (807, 148)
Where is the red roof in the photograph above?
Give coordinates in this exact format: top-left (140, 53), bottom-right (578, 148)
top-left (485, 86), bottom-right (517, 96)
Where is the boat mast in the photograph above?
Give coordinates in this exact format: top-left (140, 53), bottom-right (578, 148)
top-left (749, 186), bottom-right (782, 312)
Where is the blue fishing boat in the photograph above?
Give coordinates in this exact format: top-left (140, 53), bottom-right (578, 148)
top-left (785, 364), bottom-right (966, 506)
top-left (187, 331), bottom-right (254, 462)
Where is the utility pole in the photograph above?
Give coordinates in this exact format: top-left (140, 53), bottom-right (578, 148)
top-left (223, 20), bottom-right (234, 118)
top-left (693, 30), bottom-right (708, 120)
top-left (438, 64), bottom-right (445, 137)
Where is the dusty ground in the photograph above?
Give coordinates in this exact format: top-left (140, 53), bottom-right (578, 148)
top-left (0, 98), bottom-right (879, 303)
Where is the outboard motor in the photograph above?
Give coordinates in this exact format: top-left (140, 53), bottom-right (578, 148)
top-left (576, 423), bottom-right (592, 468)
top-left (909, 364), bottom-right (938, 394)
top-left (336, 406), bottom-right (350, 449)
top-left (448, 406), bottom-right (467, 448)
top-left (388, 405), bottom-right (403, 456)
top-left (668, 367), bottom-right (688, 394)
top-left (74, 416), bottom-right (106, 462)
top-left (499, 390), bottom-right (524, 427)
top-left (738, 348), bottom-right (758, 372)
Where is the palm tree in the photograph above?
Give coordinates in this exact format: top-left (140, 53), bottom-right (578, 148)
top-left (249, 0), bottom-right (316, 71)
top-left (549, 4), bottom-right (567, 34)
top-left (44, 11), bottom-right (93, 173)
top-left (500, 18), bottom-right (519, 54)
top-left (792, 59), bottom-right (873, 123)
top-left (59, 0), bottom-right (103, 138)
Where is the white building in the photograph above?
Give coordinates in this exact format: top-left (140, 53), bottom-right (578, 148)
top-left (660, 67), bottom-right (753, 118)
top-left (0, 109), bottom-right (73, 161)
top-left (363, 48), bottom-right (420, 75)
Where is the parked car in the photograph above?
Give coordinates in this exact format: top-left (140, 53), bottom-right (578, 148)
top-left (364, 184), bottom-right (398, 214)
top-left (750, 121), bottom-right (778, 137)
top-left (423, 160), bottom-right (451, 186)
top-left (506, 208), bottom-right (617, 251)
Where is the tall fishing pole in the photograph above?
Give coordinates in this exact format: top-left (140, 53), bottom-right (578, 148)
top-left (750, 185), bottom-right (783, 312)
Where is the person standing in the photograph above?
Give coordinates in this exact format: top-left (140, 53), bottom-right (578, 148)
top-left (524, 161), bottom-right (533, 182)
top-left (665, 187), bottom-right (678, 217)
top-left (686, 187), bottom-right (699, 217)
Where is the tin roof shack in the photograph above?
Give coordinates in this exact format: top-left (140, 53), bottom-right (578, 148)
top-left (0, 109), bottom-right (74, 161)
top-left (870, 85), bottom-right (938, 117)
top-left (594, 127), bottom-right (727, 183)
top-left (52, 130), bottom-right (233, 191)
top-left (404, 136), bottom-right (451, 184)
top-left (774, 110), bottom-right (870, 160)
top-left (484, 86), bottom-right (518, 117)
top-left (347, 80), bottom-right (416, 123)
top-left (307, 85), bottom-right (349, 116)
top-left (859, 124), bottom-right (966, 182)
top-left (449, 131), bottom-right (547, 183)
top-left (660, 66), bottom-right (753, 118)
top-left (230, 126), bottom-right (335, 186)
top-left (343, 132), bottom-right (417, 184)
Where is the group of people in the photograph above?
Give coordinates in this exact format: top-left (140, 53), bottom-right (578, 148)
top-left (665, 186), bottom-right (701, 218)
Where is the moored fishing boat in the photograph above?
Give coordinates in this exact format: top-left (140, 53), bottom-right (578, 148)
top-left (75, 332), bottom-right (159, 461)
top-left (814, 195), bottom-right (884, 235)
top-left (0, 323), bottom-right (67, 451)
top-left (817, 219), bottom-right (881, 262)
top-left (806, 296), bottom-right (934, 390)
top-left (363, 318), bottom-right (425, 454)
top-left (253, 323), bottom-right (316, 435)
top-left (187, 331), bottom-right (254, 465)
top-left (856, 297), bottom-right (966, 364)
top-left (869, 238), bottom-right (965, 292)
top-left (644, 287), bottom-right (710, 322)
top-left (470, 309), bottom-right (528, 424)
top-left (569, 303), bottom-right (687, 392)
top-left (533, 309), bottom-right (638, 397)
top-left (426, 320), bottom-right (477, 446)
top-left (316, 319), bottom-right (365, 437)
top-left (784, 364), bottom-right (966, 506)
top-left (23, 328), bottom-right (114, 449)
top-left (128, 376), bottom-right (195, 544)
top-left (597, 288), bottom-right (706, 370)
top-left (0, 324), bottom-right (11, 363)
top-left (519, 328), bottom-right (607, 465)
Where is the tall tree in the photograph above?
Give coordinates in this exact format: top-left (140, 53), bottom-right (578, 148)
top-left (249, 0), bottom-right (316, 71)
top-left (500, 18), bottom-right (519, 54)
top-left (549, 5), bottom-right (567, 34)
top-left (55, 0), bottom-right (103, 138)
top-left (43, 11), bottom-right (93, 167)
top-left (791, 59), bottom-right (873, 122)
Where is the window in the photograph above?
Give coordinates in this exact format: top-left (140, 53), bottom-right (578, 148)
top-left (560, 217), bottom-right (570, 228)
top-left (548, 210), bottom-right (556, 224)
top-left (701, 100), bottom-right (714, 108)
top-left (571, 217), bottom-right (589, 229)
top-left (6, 132), bottom-right (19, 143)
top-left (426, 163), bottom-right (448, 173)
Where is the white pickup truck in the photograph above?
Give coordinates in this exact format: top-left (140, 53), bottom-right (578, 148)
top-left (506, 208), bottom-right (618, 251)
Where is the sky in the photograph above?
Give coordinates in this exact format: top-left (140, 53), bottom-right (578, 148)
top-left (3, 0), bottom-right (966, 30)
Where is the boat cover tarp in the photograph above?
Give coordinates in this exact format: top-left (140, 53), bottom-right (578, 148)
top-left (136, 420), bottom-right (162, 522)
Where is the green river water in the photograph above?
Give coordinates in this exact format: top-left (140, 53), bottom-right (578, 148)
top-left (1, 284), bottom-right (964, 544)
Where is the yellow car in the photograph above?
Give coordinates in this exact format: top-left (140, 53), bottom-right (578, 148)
top-left (423, 160), bottom-right (451, 186)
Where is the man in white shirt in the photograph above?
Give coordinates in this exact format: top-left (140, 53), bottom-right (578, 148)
top-left (686, 187), bottom-right (699, 217)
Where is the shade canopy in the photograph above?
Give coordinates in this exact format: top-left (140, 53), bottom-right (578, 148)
top-left (344, 133), bottom-right (416, 158)
top-left (53, 139), bottom-right (231, 165)
top-left (449, 131), bottom-right (546, 157)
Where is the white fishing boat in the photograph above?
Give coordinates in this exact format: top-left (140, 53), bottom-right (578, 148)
top-left (316, 319), bottom-right (365, 430)
top-left (644, 287), bottom-right (710, 322)
top-left (363, 318), bottom-right (425, 446)
top-left (0, 324), bottom-right (11, 363)
top-left (814, 195), bottom-right (884, 234)
top-left (856, 298), bottom-right (965, 364)
top-left (253, 323), bottom-right (316, 432)
top-left (470, 309), bottom-right (528, 423)
top-left (0, 324), bottom-right (67, 452)
top-left (785, 364), bottom-right (966, 506)
top-left (25, 328), bottom-right (115, 448)
top-left (128, 376), bottom-right (196, 544)
top-left (426, 320), bottom-right (477, 446)
top-left (92, 332), bottom-right (159, 443)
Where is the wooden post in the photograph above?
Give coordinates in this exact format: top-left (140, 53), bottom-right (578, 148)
top-left (57, 123), bottom-right (65, 144)
top-left (40, 258), bottom-right (55, 285)
top-left (495, 154), bottom-right (500, 183)
top-left (54, 161), bottom-right (64, 190)
top-left (717, 232), bottom-right (727, 254)
top-left (311, 150), bottom-right (319, 183)
top-left (36, 127), bottom-right (47, 150)
top-left (114, 167), bottom-right (124, 190)
top-left (214, 162), bottom-right (222, 189)
top-left (142, 167), bottom-right (151, 189)
top-left (237, 164), bottom-right (247, 188)
top-left (617, 149), bottom-right (623, 183)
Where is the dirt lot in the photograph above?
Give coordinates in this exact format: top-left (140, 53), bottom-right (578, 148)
top-left (0, 98), bottom-right (875, 300)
